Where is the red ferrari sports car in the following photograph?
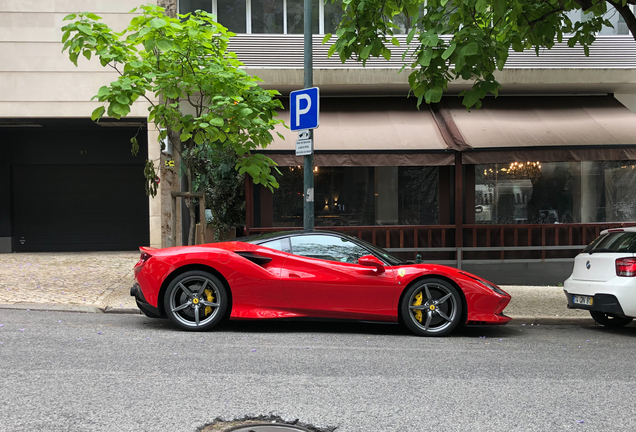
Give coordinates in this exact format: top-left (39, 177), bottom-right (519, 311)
top-left (131, 230), bottom-right (511, 336)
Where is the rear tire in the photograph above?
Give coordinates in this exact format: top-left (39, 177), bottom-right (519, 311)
top-left (590, 311), bottom-right (633, 328)
top-left (164, 270), bottom-right (228, 332)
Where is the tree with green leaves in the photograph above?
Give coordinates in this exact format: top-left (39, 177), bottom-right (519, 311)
top-left (325, 0), bottom-right (636, 108)
top-left (61, 4), bottom-right (284, 245)
top-left (192, 146), bottom-right (245, 241)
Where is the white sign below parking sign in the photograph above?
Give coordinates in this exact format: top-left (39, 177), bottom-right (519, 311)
top-left (295, 139), bottom-right (313, 156)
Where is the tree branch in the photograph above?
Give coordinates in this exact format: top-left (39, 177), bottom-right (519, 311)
top-left (572, 0), bottom-right (593, 9)
top-left (108, 62), bottom-right (156, 107)
top-left (527, 5), bottom-right (565, 27)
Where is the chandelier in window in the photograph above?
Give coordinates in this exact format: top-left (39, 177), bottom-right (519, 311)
top-left (483, 161), bottom-right (542, 182)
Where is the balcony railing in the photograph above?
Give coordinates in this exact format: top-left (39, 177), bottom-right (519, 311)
top-left (229, 35), bottom-right (636, 69)
top-left (245, 222), bottom-right (636, 267)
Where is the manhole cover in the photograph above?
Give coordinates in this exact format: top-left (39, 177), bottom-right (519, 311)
top-left (226, 424), bottom-right (312, 432)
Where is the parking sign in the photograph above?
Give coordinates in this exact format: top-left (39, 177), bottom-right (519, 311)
top-left (290, 87), bottom-right (320, 131)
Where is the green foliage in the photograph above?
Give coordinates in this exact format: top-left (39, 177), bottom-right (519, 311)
top-left (326, 0), bottom-right (626, 108)
top-left (61, 4), bottom-right (285, 196)
top-left (192, 145), bottom-right (246, 241)
top-left (143, 159), bottom-right (159, 197)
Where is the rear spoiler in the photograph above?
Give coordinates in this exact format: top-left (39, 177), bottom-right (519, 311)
top-left (139, 246), bottom-right (158, 256)
top-left (601, 228), bottom-right (624, 235)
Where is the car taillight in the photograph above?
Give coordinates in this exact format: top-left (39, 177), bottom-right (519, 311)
top-left (134, 252), bottom-right (152, 276)
top-left (616, 258), bottom-right (636, 277)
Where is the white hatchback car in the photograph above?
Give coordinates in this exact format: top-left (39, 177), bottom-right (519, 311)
top-left (564, 227), bottom-right (636, 327)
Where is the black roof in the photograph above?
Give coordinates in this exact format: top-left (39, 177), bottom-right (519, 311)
top-left (239, 229), bottom-right (348, 244)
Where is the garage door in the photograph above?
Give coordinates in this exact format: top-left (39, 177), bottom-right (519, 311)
top-left (12, 164), bottom-right (149, 252)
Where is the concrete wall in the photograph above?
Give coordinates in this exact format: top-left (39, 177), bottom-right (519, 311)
top-left (616, 94), bottom-right (636, 114)
top-left (0, 0), bottom-right (155, 117)
top-left (462, 262), bottom-right (575, 286)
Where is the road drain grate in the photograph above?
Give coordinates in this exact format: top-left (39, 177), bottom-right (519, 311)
top-left (199, 416), bottom-right (335, 432)
top-left (225, 425), bottom-right (312, 432)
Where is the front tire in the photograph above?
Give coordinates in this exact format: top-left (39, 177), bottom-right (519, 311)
top-left (590, 311), bottom-right (633, 328)
top-left (401, 278), bottom-right (463, 337)
top-left (164, 270), bottom-right (228, 331)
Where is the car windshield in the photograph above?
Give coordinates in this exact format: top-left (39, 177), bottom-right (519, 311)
top-left (583, 232), bottom-right (636, 254)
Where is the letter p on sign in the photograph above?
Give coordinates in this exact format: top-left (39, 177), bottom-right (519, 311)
top-left (290, 87), bottom-right (319, 131)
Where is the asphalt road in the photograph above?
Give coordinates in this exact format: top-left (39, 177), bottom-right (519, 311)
top-left (1, 310), bottom-right (635, 432)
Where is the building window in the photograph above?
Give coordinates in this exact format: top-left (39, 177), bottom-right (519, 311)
top-left (474, 161), bottom-right (636, 224)
top-left (285, 0), bottom-right (320, 34)
top-left (251, 0), bottom-right (284, 33)
top-left (323, 0), bottom-right (345, 34)
top-left (178, 0), bottom-right (338, 34)
top-left (217, 0), bottom-right (247, 33)
top-left (178, 0), bottom-right (212, 14)
top-left (253, 165), bottom-right (439, 228)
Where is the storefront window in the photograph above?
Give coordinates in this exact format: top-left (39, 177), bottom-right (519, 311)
top-left (475, 161), bottom-right (636, 224)
top-left (256, 166), bottom-right (439, 228)
top-left (397, 166), bottom-right (439, 225)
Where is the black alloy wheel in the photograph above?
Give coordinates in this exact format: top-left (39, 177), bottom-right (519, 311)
top-left (164, 270), bottom-right (228, 331)
top-left (401, 278), bottom-right (463, 337)
top-left (590, 311), bottom-right (633, 328)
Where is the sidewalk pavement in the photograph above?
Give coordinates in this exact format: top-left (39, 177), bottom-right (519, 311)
top-left (0, 252), bottom-right (594, 325)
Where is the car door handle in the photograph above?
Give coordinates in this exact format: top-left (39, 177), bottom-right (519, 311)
top-left (288, 273), bottom-right (301, 278)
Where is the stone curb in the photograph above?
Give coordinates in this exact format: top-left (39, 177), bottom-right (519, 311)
top-left (0, 303), bottom-right (104, 314)
top-left (0, 303), bottom-right (595, 325)
top-left (102, 306), bottom-right (143, 314)
top-left (508, 316), bottom-right (595, 326)
top-left (0, 303), bottom-right (141, 315)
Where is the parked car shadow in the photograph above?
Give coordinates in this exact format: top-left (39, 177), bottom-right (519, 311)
top-left (586, 323), bottom-right (636, 337)
top-left (139, 315), bottom-right (518, 338)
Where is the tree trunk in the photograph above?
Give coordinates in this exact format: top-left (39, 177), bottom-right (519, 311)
top-left (186, 166), bottom-right (196, 245)
top-left (606, 0), bottom-right (636, 40)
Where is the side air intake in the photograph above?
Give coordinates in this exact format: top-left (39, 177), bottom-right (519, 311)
top-left (235, 251), bottom-right (272, 266)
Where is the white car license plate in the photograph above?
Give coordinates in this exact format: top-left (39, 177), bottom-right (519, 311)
top-left (573, 295), bottom-right (593, 306)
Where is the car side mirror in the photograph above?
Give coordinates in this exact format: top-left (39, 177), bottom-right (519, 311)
top-left (358, 255), bottom-right (385, 274)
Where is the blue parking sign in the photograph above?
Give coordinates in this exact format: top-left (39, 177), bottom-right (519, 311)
top-left (290, 87), bottom-right (320, 131)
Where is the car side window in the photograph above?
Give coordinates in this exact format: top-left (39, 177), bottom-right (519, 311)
top-left (290, 235), bottom-right (369, 263)
top-left (260, 238), bottom-right (291, 253)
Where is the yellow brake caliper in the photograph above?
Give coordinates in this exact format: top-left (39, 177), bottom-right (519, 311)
top-left (204, 289), bottom-right (214, 316)
top-left (412, 292), bottom-right (423, 323)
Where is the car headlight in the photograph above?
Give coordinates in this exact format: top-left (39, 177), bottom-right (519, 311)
top-left (483, 281), bottom-right (508, 296)
top-left (472, 276), bottom-right (507, 295)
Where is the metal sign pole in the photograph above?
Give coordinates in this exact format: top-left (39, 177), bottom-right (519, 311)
top-left (303, 0), bottom-right (314, 230)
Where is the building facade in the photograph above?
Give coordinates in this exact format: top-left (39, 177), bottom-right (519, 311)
top-left (0, 0), bottom-right (168, 252)
top-left (2, 0), bottom-right (636, 284)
